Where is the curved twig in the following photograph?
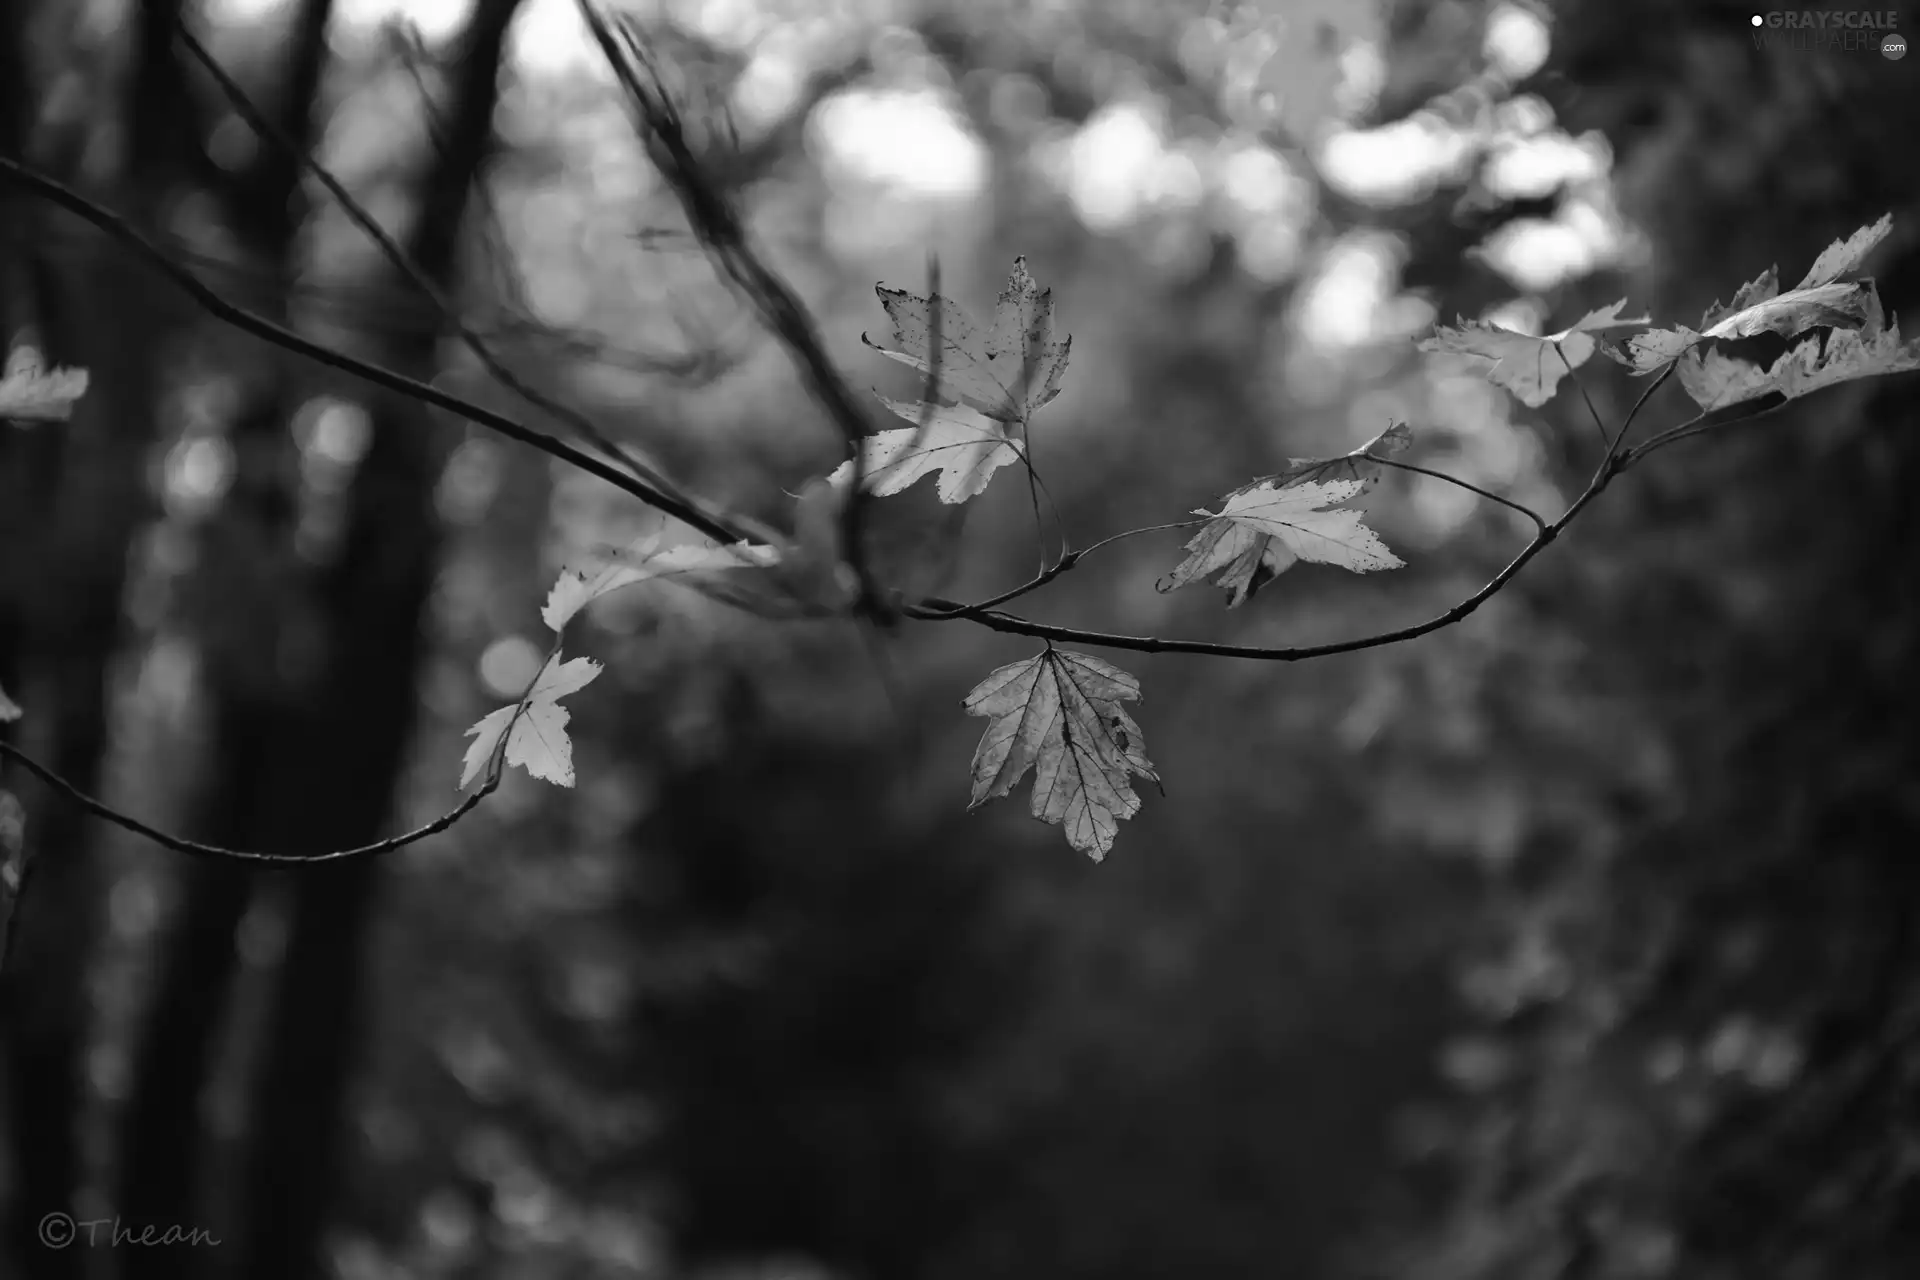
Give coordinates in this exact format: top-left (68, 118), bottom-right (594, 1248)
top-left (0, 156), bottom-right (754, 551)
top-left (176, 20), bottom-right (682, 495)
top-left (0, 740), bottom-right (497, 864)
top-left (1363, 453), bottom-right (1547, 534)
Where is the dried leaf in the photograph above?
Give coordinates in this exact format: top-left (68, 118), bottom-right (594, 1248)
top-left (828, 395), bottom-right (1022, 503)
top-left (1271, 420), bottom-right (1413, 496)
top-left (1794, 212), bottom-right (1892, 289)
top-left (460, 652), bottom-right (602, 789)
top-left (964, 648), bottom-right (1160, 860)
top-left (864, 257), bottom-right (1070, 424)
top-left (0, 347), bottom-right (89, 423)
top-left (1159, 475), bottom-right (1403, 607)
top-left (545, 539), bottom-right (778, 631)
top-left (1677, 301), bottom-right (1920, 411)
top-left (1617, 216), bottom-right (1895, 375)
top-left (1420, 300), bottom-right (1647, 407)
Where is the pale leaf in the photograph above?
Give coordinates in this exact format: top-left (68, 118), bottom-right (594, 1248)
top-left (1794, 212), bottom-right (1892, 289)
top-left (1614, 326), bottom-right (1701, 374)
top-left (1419, 299), bottom-right (1647, 407)
top-left (1700, 279), bottom-right (1875, 342)
top-left (864, 257), bottom-right (1070, 423)
top-left (0, 349), bottom-right (89, 424)
top-left (827, 395), bottom-right (1021, 503)
top-left (1271, 420), bottom-right (1413, 496)
top-left (1210, 479), bottom-right (1404, 571)
top-left (1619, 282), bottom-right (1874, 375)
top-left (984, 257), bottom-right (1071, 417)
top-left (459, 652), bottom-right (602, 789)
top-left (963, 648), bottom-right (1160, 860)
top-left (577, 488), bottom-right (851, 620)
top-left (1702, 265), bottom-right (1779, 330)
top-left (1677, 306), bottom-right (1920, 410)
top-left (1622, 216), bottom-right (1895, 375)
top-left (545, 538), bottom-right (777, 631)
top-left (1160, 476), bottom-right (1402, 607)
top-left (1159, 428), bottom-right (1411, 607)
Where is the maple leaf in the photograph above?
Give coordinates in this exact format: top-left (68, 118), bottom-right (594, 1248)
top-left (544, 538), bottom-right (779, 631)
top-left (1420, 299), bottom-right (1647, 407)
top-left (1268, 420), bottom-right (1412, 497)
top-left (459, 651), bottom-right (602, 789)
top-left (1617, 283), bottom-right (1874, 377)
top-left (1615, 215), bottom-right (1894, 375)
top-left (570, 483), bottom-right (854, 620)
top-left (1793, 212), bottom-right (1892, 291)
top-left (863, 257), bottom-right (1070, 423)
top-left (827, 394), bottom-right (1022, 503)
top-left (1676, 299), bottom-right (1920, 411)
top-left (1159, 464), bottom-right (1404, 607)
top-left (0, 347), bottom-right (89, 424)
top-left (1616, 326), bottom-right (1702, 373)
top-left (963, 648), bottom-right (1160, 861)
top-left (0, 681), bottom-right (20, 723)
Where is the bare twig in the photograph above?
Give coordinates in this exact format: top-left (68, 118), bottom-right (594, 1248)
top-left (0, 156), bottom-right (758, 552)
top-left (1608, 362), bottom-right (1676, 463)
top-left (576, 0), bottom-right (894, 627)
top-left (0, 632), bottom-right (563, 888)
top-left (1364, 453), bottom-right (1548, 534)
top-left (176, 20), bottom-right (684, 497)
top-left (905, 444), bottom-right (1629, 659)
top-left (6, 134), bottom-right (1844, 876)
top-left (0, 154), bottom-right (1671, 667)
top-left (0, 739), bottom-right (497, 864)
top-left (1555, 340), bottom-right (1612, 450)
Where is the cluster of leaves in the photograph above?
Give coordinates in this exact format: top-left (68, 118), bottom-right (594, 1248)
top-left (9, 222), bottom-right (1916, 864)
top-left (459, 220), bottom-right (1918, 862)
top-left (475, 261), bottom-right (1407, 857)
top-left (1425, 214), bottom-right (1918, 418)
top-left (1614, 214), bottom-right (1919, 408)
top-left (482, 261), bottom-right (1413, 857)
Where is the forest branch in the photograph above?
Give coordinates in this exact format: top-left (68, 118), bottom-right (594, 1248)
top-left (0, 147), bottom-right (1735, 871)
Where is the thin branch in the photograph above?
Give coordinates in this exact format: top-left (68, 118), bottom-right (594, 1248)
top-left (175, 20), bottom-right (683, 497)
top-left (1363, 453), bottom-right (1548, 534)
top-left (0, 158), bottom-right (1720, 672)
top-left (0, 156), bottom-right (758, 551)
top-left (1554, 340), bottom-right (1611, 450)
top-left (0, 632), bottom-right (571, 876)
top-left (910, 448), bottom-right (1628, 659)
top-left (1618, 388), bottom-right (1797, 471)
top-left (1608, 362), bottom-right (1676, 463)
top-left (578, 0), bottom-right (893, 627)
top-left (7, 150), bottom-right (1657, 669)
top-left (1621, 415), bottom-right (1721, 463)
top-left (912, 520), bottom-right (1204, 618)
top-left (9, 216), bottom-right (730, 372)
top-left (0, 739), bottom-right (496, 864)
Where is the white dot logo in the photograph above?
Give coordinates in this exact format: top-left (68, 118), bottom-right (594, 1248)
top-left (1885, 34), bottom-right (1908, 60)
top-left (1751, 13), bottom-right (1763, 25)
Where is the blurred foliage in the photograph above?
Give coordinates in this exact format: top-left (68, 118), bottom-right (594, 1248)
top-left (2, 0), bottom-right (1918, 1278)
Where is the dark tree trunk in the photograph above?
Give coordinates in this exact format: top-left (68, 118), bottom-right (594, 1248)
top-left (113, 6), bottom-right (340, 1272)
top-left (1, 2), bottom-right (194, 1276)
top-left (220, 5), bottom-right (522, 1276)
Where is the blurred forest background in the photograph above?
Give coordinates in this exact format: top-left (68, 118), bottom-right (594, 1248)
top-left (2, 0), bottom-right (1917, 1277)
